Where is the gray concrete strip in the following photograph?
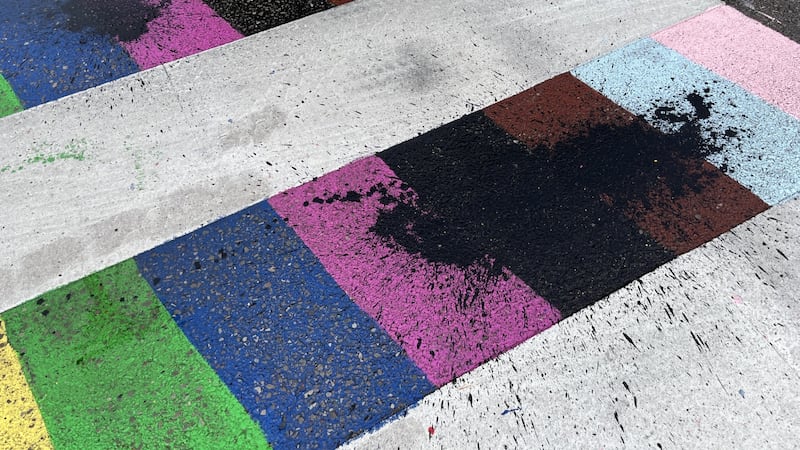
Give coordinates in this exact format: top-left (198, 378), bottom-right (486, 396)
top-left (343, 195), bottom-right (800, 449)
top-left (0, 0), bottom-right (719, 312)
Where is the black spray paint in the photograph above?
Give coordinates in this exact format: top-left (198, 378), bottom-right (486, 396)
top-left (377, 112), bottom-right (676, 317)
top-left (373, 89), bottom-right (748, 317)
top-left (649, 88), bottom-right (747, 173)
top-left (61, 0), bottom-right (169, 42)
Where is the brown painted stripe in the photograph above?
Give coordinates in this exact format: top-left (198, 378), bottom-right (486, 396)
top-left (484, 72), bottom-right (636, 148)
top-left (624, 160), bottom-right (767, 254)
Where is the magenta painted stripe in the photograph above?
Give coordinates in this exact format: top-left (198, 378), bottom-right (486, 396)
top-left (120, 0), bottom-right (243, 70)
top-left (269, 156), bottom-right (561, 386)
top-left (653, 5), bottom-right (800, 120)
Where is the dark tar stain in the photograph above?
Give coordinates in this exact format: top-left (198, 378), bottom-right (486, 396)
top-left (61, 0), bottom-right (169, 42)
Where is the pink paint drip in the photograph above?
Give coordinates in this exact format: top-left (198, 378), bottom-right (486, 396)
top-left (653, 5), bottom-right (800, 120)
top-left (120, 0), bottom-right (243, 70)
top-left (269, 156), bottom-right (561, 386)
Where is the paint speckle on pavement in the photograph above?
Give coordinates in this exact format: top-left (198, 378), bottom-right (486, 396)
top-left (572, 38), bottom-right (800, 205)
top-left (0, 75), bottom-right (23, 118)
top-left (379, 112), bottom-right (674, 317)
top-left (136, 201), bottom-right (433, 448)
top-left (120, 0), bottom-right (244, 70)
top-left (2, 260), bottom-right (269, 449)
top-left (0, 319), bottom-right (53, 450)
top-left (654, 6), bottom-right (800, 120)
top-left (270, 156), bottom-right (562, 386)
top-left (201, 0), bottom-right (332, 36)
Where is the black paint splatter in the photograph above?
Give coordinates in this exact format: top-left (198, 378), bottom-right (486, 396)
top-left (648, 89), bottom-right (748, 174)
top-left (368, 88), bottom-right (752, 316)
top-left (371, 201), bottom-right (494, 272)
top-left (303, 89), bottom-right (745, 318)
top-left (307, 190), bottom-right (365, 205)
top-left (376, 112), bottom-right (676, 316)
top-left (61, 0), bottom-right (170, 42)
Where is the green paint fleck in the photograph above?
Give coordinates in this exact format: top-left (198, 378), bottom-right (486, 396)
top-left (131, 145), bottom-right (146, 191)
top-left (26, 139), bottom-right (88, 165)
top-left (126, 139), bottom-right (162, 191)
top-left (0, 74), bottom-right (23, 118)
top-left (3, 260), bottom-right (271, 449)
top-left (1, 139), bottom-right (90, 175)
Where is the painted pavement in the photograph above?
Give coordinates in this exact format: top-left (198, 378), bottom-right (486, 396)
top-left (1, 1), bottom-right (799, 448)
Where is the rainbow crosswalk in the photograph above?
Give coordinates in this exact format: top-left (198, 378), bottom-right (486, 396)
top-left (1, 1), bottom-right (799, 448)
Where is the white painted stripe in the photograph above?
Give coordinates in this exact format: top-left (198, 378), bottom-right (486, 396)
top-left (342, 195), bottom-right (800, 449)
top-left (0, 0), bottom-right (718, 312)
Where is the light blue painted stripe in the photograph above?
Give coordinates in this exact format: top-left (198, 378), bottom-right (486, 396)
top-left (572, 38), bottom-right (800, 205)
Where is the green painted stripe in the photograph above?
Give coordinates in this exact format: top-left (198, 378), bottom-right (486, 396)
top-left (0, 75), bottom-right (23, 118)
top-left (3, 259), bottom-right (271, 449)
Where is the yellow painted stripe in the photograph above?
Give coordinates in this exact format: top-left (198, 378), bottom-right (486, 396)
top-left (0, 318), bottom-right (53, 450)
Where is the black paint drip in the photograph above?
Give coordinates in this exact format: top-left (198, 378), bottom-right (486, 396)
top-left (61, 0), bottom-right (169, 42)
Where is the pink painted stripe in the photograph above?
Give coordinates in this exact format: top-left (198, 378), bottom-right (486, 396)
top-left (269, 156), bottom-right (561, 386)
top-left (653, 5), bottom-right (800, 119)
top-left (120, 0), bottom-right (243, 70)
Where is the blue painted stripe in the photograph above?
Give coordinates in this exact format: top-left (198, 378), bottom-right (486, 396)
top-left (572, 38), bottom-right (800, 205)
top-left (0, 0), bottom-right (138, 108)
top-left (135, 201), bottom-right (434, 449)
